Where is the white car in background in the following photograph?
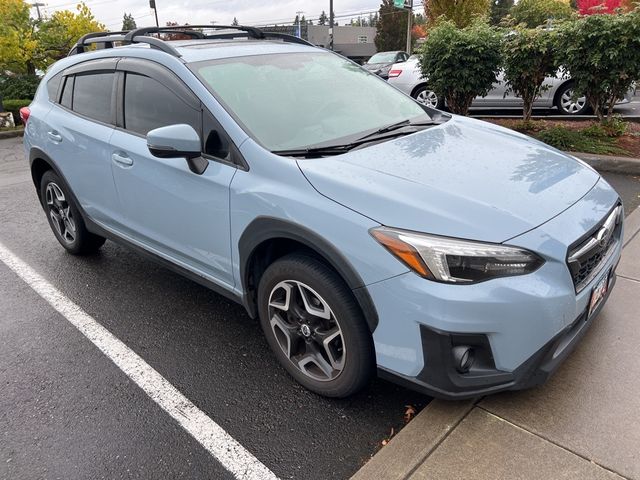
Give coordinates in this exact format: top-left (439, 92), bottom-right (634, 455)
top-left (387, 55), bottom-right (635, 115)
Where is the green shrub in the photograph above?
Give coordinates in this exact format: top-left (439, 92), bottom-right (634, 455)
top-left (502, 27), bottom-right (558, 121)
top-left (420, 20), bottom-right (501, 115)
top-left (2, 99), bottom-right (32, 125)
top-left (0, 75), bottom-right (41, 101)
top-left (535, 126), bottom-right (626, 155)
top-left (558, 11), bottom-right (640, 121)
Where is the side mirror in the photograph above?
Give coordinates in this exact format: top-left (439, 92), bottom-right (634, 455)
top-left (147, 124), bottom-right (208, 175)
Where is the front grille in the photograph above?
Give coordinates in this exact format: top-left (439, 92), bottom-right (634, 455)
top-left (567, 204), bottom-right (623, 293)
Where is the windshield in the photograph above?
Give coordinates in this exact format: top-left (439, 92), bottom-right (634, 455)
top-left (367, 52), bottom-right (398, 63)
top-left (192, 52), bottom-right (427, 151)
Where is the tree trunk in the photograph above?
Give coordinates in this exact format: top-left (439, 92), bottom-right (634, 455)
top-left (522, 97), bottom-right (533, 122)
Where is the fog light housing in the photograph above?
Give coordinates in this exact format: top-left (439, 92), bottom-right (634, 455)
top-left (452, 346), bottom-right (475, 373)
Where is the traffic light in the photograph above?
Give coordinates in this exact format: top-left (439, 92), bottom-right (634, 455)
top-left (149, 0), bottom-right (156, 8)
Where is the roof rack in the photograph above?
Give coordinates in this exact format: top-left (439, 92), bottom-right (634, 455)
top-left (68, 24), bottom-right (313, 58)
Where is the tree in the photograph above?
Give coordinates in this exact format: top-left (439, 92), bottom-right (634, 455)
top-left (558, 10), bottom-right (640, 120)
top-left (232, 17), bottom-right (239, 26)
top-left (122, 12), bottom-right (136, 30)
top-left (318, 10), bottom-right (328, 25)
top-left (427, 0), bottom-right (492, 28)
top-left (510, 0), bottom-right (573, 27)
top-left (375, 0), bottom-right (410, 51)
top-left (0, 0), bottom-right (39, 74)
top-left (577, 0), bottom-right (625, 14)
top-left (502, 27), bottom-right (558, 121)
top-left (420, 20), bottom-right (501, 115)
top-left (490, 0), bottom-right (515, 25)
top-left (36, 3), bottom-right (105, 68)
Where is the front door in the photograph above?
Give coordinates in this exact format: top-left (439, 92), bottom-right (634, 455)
top-left (109, 67), bottom-right (237, 287)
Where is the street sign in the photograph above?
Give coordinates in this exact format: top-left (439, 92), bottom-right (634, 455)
top-left (393, 0), bottom-right (411, 9)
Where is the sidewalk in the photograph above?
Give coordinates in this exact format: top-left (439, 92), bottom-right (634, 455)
top-left (354, 207), bottom-right (640, 480)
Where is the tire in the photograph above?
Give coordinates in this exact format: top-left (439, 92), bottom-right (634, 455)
top-left (257, 253), bottom-right (375, 398)
top-left (555, 82), bottom-right (590, 115)
top-left (40, 170), bottom-right (106, 255)
top-left (412, 85), bottom-right (444, 109)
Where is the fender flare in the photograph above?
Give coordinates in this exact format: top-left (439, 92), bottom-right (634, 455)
top-left (238, 216), bottom-right (379, 332)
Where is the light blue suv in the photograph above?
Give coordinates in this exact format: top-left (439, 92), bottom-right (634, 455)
top-left (23, 25), bottom-right (623, 399)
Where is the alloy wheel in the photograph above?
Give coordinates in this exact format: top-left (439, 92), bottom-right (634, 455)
top-left (268, 280), bottom-right (345, 382)
top-left (416, 89), bottom-right (439, 108)
top-left (560, 89), bottom-right (587, 114)
top-left (45, 182), bottom-right (76, 244)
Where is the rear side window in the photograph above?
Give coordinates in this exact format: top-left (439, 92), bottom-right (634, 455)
top-left (60, 76), bottom-right (73, 109)
top-left (46, 73), bottom-right (63, 102)
top-left (124, 73), bottom-right (200, 136)
top-left (72, 72), bottom-right (115, 124)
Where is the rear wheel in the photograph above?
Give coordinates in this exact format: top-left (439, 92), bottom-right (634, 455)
top-left (555, 82), bottom-right (590, 115)
top-left (257, 254), bottom-right (374, 398)
top-left (40, 170), bottom-right (106, 255)
top-left (412, 86), bottom-right (444, 109)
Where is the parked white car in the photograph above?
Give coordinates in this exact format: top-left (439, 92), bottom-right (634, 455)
top-left (387, 55), bottom-right (635, 115)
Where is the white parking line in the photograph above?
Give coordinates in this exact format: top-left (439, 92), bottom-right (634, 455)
top-left (0, 241), bottom-right (278, 480)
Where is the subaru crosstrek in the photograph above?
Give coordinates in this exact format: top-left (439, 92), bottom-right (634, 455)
top-left (22, 25), bottom-right (624, 399)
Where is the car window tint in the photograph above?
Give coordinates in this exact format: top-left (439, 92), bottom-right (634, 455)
top-left (47, 73), bottom-right (63, 102)
top-left (124, 73), bottom-right (200, 136)
top-left (60, 76), bottom-right (73, 109)
top-left (72, 72), bottom-right (114, 124)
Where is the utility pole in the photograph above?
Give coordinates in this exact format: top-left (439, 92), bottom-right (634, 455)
top-left (329, 0), bottom-right (334, 50)
top-left (149, 0), bottom-right (159, 27)
top-left (296, 10), bottom-right (304, 38)
top-left (405, 0), bottom-right (413, 55)
top-left (31, 2), bottom-right (45, 21)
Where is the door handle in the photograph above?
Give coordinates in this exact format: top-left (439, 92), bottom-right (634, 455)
top-left (112, 152), bottom-right (134, 167)
top-left (47, 131), bottom-right (62, 143)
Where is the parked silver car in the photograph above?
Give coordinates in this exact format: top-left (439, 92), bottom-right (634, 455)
top-left (387, 55), bottom-right (634, 115)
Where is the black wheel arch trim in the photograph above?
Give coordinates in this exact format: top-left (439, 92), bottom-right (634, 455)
top-left (238, 216), bottom-right (379, 332)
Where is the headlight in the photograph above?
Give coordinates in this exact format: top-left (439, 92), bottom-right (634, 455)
top-left (370, 227), bottom-right (544, 284)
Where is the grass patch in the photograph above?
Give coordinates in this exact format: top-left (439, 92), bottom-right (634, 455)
top-left (534, 126), bottom-right (628, 155)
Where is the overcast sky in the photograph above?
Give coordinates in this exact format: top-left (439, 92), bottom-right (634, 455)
top-left (37, 0), bottom-right (425, 31)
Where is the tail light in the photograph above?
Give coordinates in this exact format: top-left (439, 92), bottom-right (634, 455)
top-left (19, 107), bottom-right (31, 124)
top-left (388, 69), bottom-right (403, 78)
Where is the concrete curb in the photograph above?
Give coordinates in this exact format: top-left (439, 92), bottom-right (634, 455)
top-left (354, 206), bottom-right (640, 480)
top-left (0, 128), bottom-right (24, 140)
top-left (351, 400), bottom-right (475, 480)
top-left (570, 151), bottom-right (640, 176)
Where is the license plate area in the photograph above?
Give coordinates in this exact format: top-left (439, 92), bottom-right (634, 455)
top-left (588, 267), bottom-right (612, 318)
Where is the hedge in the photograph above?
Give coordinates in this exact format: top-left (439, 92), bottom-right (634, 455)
top-left (2, 99), bottom-right (32, 125)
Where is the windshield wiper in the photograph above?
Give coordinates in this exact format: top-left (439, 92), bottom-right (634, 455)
top-left (273, 118), bottom-right (438, 158)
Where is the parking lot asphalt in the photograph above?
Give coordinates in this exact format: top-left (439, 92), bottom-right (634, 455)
top-left (0, 135), bottom-right (428, 480)
top-left (1, 135), bottom-right (639, 480)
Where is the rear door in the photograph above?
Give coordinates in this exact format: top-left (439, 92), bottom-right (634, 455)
top-left (42, 59), bottom-right (124, 227)
top-left (108, 59), bottom-right (237, 286)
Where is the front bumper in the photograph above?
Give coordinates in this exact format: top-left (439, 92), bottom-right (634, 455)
top-left (378, 267), bottom-right (618, 399)
top-left (367, 179), bottom-right (622, 399)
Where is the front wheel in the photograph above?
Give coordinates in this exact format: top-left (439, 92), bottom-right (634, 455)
top-left (257, 254), bottom-right (374, 398)
top-left (555, 83), bottom-right (590, 115)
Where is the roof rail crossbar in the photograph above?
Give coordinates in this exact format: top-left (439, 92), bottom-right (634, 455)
top-left (124, 25), bottom-right (265, 42)
top-left (70, 30), bottom-right (130, 55)
top-left (68, 24), bottom-right (313, 58)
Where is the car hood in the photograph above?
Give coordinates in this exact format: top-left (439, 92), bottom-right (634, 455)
top-left (298, 116), bottom-right (600, 243)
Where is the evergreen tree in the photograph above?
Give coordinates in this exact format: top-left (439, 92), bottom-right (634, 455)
top-left (318, 11), bottom-right (328, 25)
top-left (231, 17), bottom-right (239, 26)
top-left (375, 0), bottom-right (409, 51)
top-left (489, 0), bottom-right (514, 25)
top-left (122, 12), bottom-right (136, 30)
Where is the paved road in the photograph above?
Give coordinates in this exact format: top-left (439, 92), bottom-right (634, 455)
top-left (1, 136), bottom-right (639, 480)
top-left (0, 135), bottom-right (428, 480)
